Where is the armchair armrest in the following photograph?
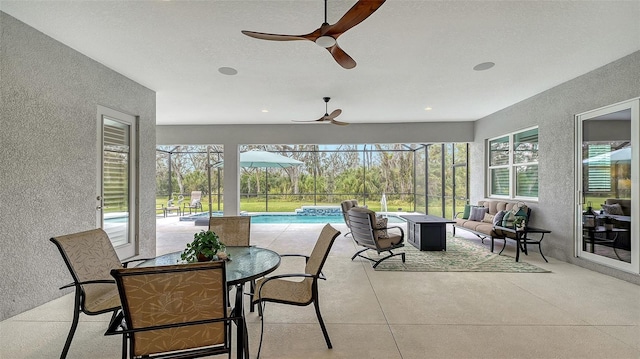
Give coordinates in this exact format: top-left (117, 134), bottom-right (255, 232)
top-left (60, 279), bottom-right (116, 290)
top-left (279, 253), bottom-right (310, 263)
top-left (454, 211), bottom-right (463, 219)
top-left (122, 257), bottom-right (155, 268)
top-left (385, 225), bottom-right (405, 238)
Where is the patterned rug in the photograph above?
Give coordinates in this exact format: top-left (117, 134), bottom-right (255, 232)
top-left (371, 236), bottom-right (550, 273)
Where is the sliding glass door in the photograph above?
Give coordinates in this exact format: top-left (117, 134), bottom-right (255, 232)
top-left (576, 99), bottom-right (638, 273)
top-left (97, 106), bottom-right (137, 259)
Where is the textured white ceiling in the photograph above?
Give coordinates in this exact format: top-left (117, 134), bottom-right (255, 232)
top-left (1, 1), bottom-right (639, 125)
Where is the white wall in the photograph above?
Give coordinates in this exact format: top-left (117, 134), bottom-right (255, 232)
top-left (0, 12), bottom-right (157, 320)
top-left (472, 51), bottom-right (640, 284)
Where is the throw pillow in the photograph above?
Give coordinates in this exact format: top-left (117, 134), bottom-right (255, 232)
top-left (481, 213), bottom-right (495, 223)
top-left (375, 216), bottom-right (389, 238)
top-left (493, 210), bottom-right (506, 226)
top-left (602, 203), bottom-right (624, 215)
top-left (502, 210), bottom-right (516, 227)
top-left (468, 206), bottom-right (489, 221)
top-left (462, 204), bottom-right (471, 219)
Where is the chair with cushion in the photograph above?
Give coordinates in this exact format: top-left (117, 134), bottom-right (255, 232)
top-left (105, 261), bottom-right (240, 359)
top-left (347, 207), bottom-right (405, 268)
top-left (50, 228), bottom-right (148, 359)
top-left (208, 216), bottom-right (251, 247)
top-left (340, 199), bottom-right (359, 236)
top-left (209, 215), bottom-right (257, 313)
top-left (183, 190), bottom-right (203, 215)
top-left (253, 224), bottom-right (341, 358)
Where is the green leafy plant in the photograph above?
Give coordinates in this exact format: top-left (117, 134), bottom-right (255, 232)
top-left (181, 230), bottom-right (226, 263)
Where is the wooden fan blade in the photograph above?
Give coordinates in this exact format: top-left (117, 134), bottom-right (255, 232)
top-left (241, 30), bottom-right (312, 42)
top-left (327, 44), bottom-right (356, 69)
top-left (328, 109), bottom-right (342, 119)
top-left (326, 0), bottom-right (386, 37)
top-left (331, 118), bottom-right (349, 126)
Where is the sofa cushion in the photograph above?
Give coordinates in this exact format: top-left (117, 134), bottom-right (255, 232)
top-left (602, 203), bottom-right (624, 215)
top-left (604, 199), bottom-right (631, 216)
top-left (493, 210), bottom-right (506, 226)
top-left (481, 213), bottom-right (494, 223)
top-left (469, 206), bottom-right (489, 221)
top-left (375, 216), bottom-right (389, 238)
top-left (462, 204), bottom-right (471, 219)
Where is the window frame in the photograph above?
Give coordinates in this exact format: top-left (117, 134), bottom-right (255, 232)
top-left (487, 126), bottom-right (539, 201)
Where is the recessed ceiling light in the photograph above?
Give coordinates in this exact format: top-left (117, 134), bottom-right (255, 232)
top-left (424, 107), bottom-right (432, 111)
top-left (261, 109), bottom-right (269, 113)
top-left (473, 62), bottom-right (495, 71)
top-left (218, 67), bottom-right (238, 75)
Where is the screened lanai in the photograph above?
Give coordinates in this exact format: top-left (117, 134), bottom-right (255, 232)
top-left (156, 143), bottom-right (469, 219)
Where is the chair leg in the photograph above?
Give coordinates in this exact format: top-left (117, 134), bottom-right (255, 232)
top-left (60, 292), bottom-right (82, 359)
top-left (313, 299), bottom-right (332, 349)
top-left (351, 248), bottom-right (368, 261)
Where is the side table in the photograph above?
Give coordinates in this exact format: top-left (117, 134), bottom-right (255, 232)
top-left (494, 226), bottom-right (551, 262)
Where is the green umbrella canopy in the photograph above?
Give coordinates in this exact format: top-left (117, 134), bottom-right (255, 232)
top-left (213, 150), bottom-right (304, 168)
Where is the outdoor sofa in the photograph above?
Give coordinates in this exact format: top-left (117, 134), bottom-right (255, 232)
top-left (452, 199), bottom-right (532, 252)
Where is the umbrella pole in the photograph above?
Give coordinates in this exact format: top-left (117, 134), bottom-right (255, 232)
top-left (207, 148), bottom-right (212, 218)
top-left (265, 167), bottom-right (268, 212)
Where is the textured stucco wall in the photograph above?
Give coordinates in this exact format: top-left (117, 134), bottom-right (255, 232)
top-left (0, 12), bottom-right (157, 320)
top-left (472, 51), bottom-right (640, 283)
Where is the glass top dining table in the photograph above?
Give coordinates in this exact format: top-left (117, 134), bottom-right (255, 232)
top-left (140, 246), bottom-right (281, 286)
top-left (139, 246), bottom-right (281, 359)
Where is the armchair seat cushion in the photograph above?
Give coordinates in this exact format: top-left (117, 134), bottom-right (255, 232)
top-left (83, 286), bottom-right (121, 313)
top-left (376, 234), bottom-right (403, 248)
top-left (255, 277), bottom-right (313, 304)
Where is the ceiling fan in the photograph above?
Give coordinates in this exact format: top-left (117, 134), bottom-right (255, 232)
top-left (241, 0), bottom-right (386, 69)
top-left (293, 97), bottom-right (348, 126)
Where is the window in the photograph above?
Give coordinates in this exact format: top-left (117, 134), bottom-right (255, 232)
top-left (488, 127), bottom-right (538, 199)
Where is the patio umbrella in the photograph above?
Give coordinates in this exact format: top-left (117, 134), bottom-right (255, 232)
top-left (583, 147), bottom-right (631, 164)
top-left (211, 150), bottom-right (304, 213)
top-left (380, 192), bottom-right (388, 215)
top-left (212, 150), bottom-right (304, 169)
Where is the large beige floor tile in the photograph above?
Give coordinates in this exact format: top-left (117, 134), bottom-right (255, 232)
top-left (391, 324), bottom-right (640, 359)
top-left (249, 323), bottom-right (401, 359)
top-left (0, 320), bottom-right (120, 359)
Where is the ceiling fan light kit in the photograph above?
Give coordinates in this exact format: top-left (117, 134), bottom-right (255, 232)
top-left (241, 0), bottom-right (386, 69)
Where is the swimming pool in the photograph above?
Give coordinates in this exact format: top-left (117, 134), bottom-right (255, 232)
top-left (182, 212), bottom-right (405, 224)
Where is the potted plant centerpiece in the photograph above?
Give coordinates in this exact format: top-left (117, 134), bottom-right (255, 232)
top-left (181, 230), bottom-right (228, 262)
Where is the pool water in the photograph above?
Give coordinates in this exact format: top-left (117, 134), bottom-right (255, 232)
top-left (250, 214), bottom-right (404, 224)
top-left (182, 212), bottom-right (405, 224)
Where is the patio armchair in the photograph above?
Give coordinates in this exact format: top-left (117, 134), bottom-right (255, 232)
top-left (208, 215), bottom-right (251, 247)
top-left (347, 207), bottom-right (405, 268)
top-left (183, 190), bottom-right (203, 215)
top-left (209, 215), bottom-right (256, 312)
top-left (50, 228), bottom-right (149, 359)
top-left (340, 199), bottom-right (359, 236)
top-left (164, 196), bottom-right (183, 217)
top-left (252, 224), bottom-right (341, 358)
top-left (105, 261), bottom-right (239, 359)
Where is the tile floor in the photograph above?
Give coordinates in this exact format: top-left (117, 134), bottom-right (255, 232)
top-left (1, 219), bottom-right (639, 359)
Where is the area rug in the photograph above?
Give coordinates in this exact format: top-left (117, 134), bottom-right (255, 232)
top-left (371, 236), bottom-right (550, 273)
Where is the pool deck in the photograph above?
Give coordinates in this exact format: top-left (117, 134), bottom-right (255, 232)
top-left (155, 211), bottom-right (411, 256)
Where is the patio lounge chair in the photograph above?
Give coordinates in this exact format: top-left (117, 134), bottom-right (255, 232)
top-left (340, 199), bottom-right (359, 237)
top-left (347, 207), bottom-right (405, 268)
top-left (183, 191), bottom-right (203, 214)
